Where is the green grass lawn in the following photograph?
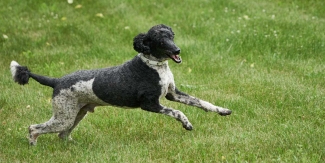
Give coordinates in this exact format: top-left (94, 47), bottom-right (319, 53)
top-left (1, 0), bottom-right (324, 162)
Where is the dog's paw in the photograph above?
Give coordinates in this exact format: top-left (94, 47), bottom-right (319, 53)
top-left (183, 122), bottom-right (193, 131)
top-left (218, 109), bottom-right (232, 116)
top-left (29, 140), bottom-right (37, 146)
top-left (28, 126), bottom-right (39, 146)
top-left (58, 132), bottom-right (73, 141)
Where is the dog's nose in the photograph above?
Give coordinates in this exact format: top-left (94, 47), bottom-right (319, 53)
top-left (173, 49), bottom-right (181, 54)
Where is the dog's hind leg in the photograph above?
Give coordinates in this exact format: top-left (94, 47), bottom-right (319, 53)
top-left (166, 88), bottom-right (232, 116)
top-left (141, 96), bottom-right (193, 130)
top-left (28, 97), bottom-right (79, 145)
top-left (58, 104), bottom-right (96, 140)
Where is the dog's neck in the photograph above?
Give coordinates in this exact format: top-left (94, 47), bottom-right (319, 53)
top-left (138, 53), bottom-right (168, 66)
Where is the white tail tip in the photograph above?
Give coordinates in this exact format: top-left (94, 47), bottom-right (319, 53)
top-left (10, 60), bottom-right (19, 67)
top-left (10, 60), bottom-right (20, 78)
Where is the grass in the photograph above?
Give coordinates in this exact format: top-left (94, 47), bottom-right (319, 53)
top-left (0, 0), bottom-right (324, 162)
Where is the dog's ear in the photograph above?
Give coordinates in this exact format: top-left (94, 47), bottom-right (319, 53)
top-left (133, 33), bottom-right (151, 54)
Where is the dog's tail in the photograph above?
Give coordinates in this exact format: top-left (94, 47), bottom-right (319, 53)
top-left (10, 61), bottom-right (58, 88)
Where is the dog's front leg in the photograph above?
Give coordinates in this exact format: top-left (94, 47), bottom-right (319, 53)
top-left (140, 96), bottom-right (193, 130)
top-left (166, 88), bottom-right (232, 116)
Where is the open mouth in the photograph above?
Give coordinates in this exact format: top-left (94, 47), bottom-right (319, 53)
top-left (168, 54), bottom-right (182, 63)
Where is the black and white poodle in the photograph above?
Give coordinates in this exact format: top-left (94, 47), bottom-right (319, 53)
top-left (10, 24), bottom-right (231, 145)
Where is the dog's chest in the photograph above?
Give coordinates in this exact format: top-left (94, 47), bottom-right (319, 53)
top-left (148, 64), bottom-right (175, 98)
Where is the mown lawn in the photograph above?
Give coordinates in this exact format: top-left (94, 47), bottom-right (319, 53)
top-left (0, 0), bottom-right (324, 162)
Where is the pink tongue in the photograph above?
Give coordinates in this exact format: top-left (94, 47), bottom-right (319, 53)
top-left (172, 55), bottom-right (181, 61)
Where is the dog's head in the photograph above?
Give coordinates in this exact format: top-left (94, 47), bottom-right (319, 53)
top-left (133, 24), bottom-right (181, 63)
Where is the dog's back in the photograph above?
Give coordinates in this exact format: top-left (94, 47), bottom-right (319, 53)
top-left (91, 56), bottom-right (162, 107)
top-left (51, 56), bottom-right (163, 108)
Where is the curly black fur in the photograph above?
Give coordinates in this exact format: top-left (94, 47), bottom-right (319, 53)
top-left (12, 63), bottom-right (57, 88)
top-left (133, 24), bottom-right (177, 55)
top-left (14, 66), bottom-right (30, 85)
top-left (133, 24), bottom-right (178, 59)
top-left (133, 33), bottom-right (151, 54)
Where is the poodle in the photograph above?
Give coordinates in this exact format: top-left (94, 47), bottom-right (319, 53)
top-left (10, 24), bottom-right (232, 145)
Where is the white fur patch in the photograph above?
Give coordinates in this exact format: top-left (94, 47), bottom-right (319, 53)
top-left (146, 63), bottom-right (175, 99)
top-left (56, 78), bottom-right (108, 105)
top-left (10, 60), bottom-right (19, 79)
top-left (138, 54), bottom-right (176, 99)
